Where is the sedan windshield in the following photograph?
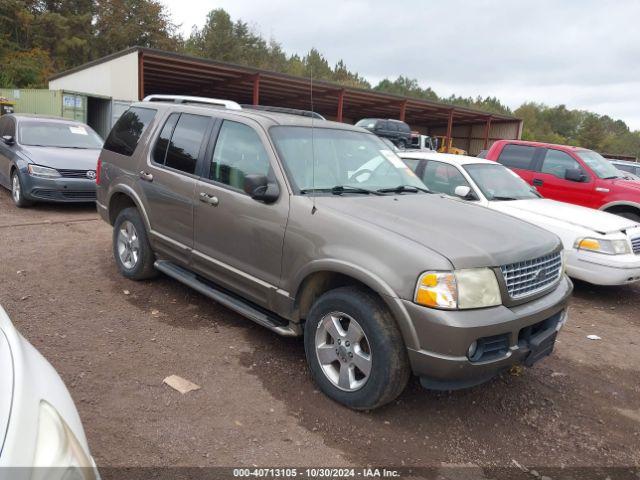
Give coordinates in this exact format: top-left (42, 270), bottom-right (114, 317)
top-left (19, 121), bottom-right (103, 149)
top-left (464, 163), bottom-right (540, 201)
top-left (577, 150), bottom-right (622, 179)
top-left (270, 126), bottom-right (426, 193)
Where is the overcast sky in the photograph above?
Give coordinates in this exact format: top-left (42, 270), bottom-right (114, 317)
top-left (161, 0), bottom-right (640, 129)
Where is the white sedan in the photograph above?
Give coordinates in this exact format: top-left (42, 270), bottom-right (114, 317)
top-left (399, 151), bottom-right (640, 286)
top-left (0, 306), bottom-right (99, 478)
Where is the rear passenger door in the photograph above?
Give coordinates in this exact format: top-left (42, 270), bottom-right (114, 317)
top-left (141, 112), bottom-right (213, 265)
top-left (495, 143), bottom-right (540, 186)
top-left (192, 118), bottom-right (289, 308)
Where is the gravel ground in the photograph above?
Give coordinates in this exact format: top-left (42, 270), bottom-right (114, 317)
top-left (0, 189), bottom-right (638, 477)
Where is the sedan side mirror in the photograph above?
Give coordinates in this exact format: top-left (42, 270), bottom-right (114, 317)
top-left (454, 185), bottom-right (473, 199)
top-left (565, 168), bottom-right (587, 182)
top-left (2, 135), bottom-right (14, 146)
top-left (243, 174), bottom-right (279, 203)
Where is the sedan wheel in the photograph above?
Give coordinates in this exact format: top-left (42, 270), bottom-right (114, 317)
top-left (116, 220), bottom-right (141, 270)
top-left (11, 174), bottom-right (20, 203)
top-left (314, 312), bottom-right (372, 392)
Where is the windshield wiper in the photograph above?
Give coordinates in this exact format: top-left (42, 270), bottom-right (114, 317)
top-left (491, 196), bottom-right (519, 201)
top-left (602, 175), bottom-right (621, 179)
top-left (377, 184), bottom-right (431, 194)
top-left (300, 186), bottom-right (387, 196)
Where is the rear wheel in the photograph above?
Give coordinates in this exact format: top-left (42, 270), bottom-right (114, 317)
top-left (616, 211), bottom-right (640, 222)
top-left (113, 207), bottom-right (157, 280)
top-left (304, 286), bottom-right (410, 410)
top-left (11, 171), bottom-right (32, 208)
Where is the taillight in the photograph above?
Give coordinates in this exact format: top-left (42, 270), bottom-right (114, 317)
top-left (96, 158), bottom-right (102, 185)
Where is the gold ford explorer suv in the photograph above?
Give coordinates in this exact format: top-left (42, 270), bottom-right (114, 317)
top-left (96, 95), bottom-right (573, 410)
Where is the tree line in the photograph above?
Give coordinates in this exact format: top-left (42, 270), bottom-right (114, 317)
top-left (1, 1), bottom-right (639, 158)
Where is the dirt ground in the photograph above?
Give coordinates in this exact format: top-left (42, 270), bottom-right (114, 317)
top-left (0, 189), bottom-right (639, 477)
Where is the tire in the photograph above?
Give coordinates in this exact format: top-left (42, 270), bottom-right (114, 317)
top-left (304, 286), bottom-right (410, 410)
top-left (616, 211), bottom-right (640, 222)
top-left (11, 170), bottom-right (33, 208)
top-left (112, 207), bottom-right (157, 280)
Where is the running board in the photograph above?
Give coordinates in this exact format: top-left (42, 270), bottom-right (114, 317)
top-left (154, 260), bottom-right (300, 337)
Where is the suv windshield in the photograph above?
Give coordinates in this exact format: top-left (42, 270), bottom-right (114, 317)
top-left (577, 150), bottom-right (622, 179)
top-left (355, 119), bottom-right (377, 129)
top-left (19, 121), bottom-right (103, 149)
top-left (270, 126), bottom-right (426, 193)
top-left (464, 163), bottom-right (539, 201)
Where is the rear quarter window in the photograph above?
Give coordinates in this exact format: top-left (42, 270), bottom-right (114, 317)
top-left (497, 144), bottom-right (537, 170)
top-left (103, 107), bottom-right (156, 157)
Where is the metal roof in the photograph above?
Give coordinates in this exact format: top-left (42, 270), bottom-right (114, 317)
top-left (50, 47), bottom-right (520, 129)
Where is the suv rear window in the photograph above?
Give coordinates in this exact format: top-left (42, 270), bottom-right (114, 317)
top-left (497, 144), bottom-right (537, 170)
top-left (103, 107), bottom-right (156, 157)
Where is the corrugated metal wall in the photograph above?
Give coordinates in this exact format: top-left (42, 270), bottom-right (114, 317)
top-left (0, 88), bottom-right (62, 116)
top-left (429, 120), bottom-right (522, 155)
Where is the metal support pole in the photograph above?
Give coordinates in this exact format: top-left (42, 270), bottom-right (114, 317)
top-left (336, 89), bottom-right (345, 122)
top-left (483, 116), bottom-right (492, 150)
top-left (252, 74), bottom-right (260, 105)
top-left (445, 109), bottom-right (454, 153)
top-left (399, 100), bottom-right (407, 122)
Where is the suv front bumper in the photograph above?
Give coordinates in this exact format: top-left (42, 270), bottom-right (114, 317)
top-left (403, 275), bottom-right (573, 390)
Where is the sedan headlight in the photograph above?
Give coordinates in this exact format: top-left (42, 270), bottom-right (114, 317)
top-left (575, 237), bottom-right (631, 255)
top-left (28, 164), bottom-right (61, 178)
top-left (32, 401), bottom-right (97, 480)
top-left (415, 268), bottom-right (501, 310)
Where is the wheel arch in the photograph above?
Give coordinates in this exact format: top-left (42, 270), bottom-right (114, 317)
top-left (291, 261), bottom-right (420, 349)
top-left (600, 200), bottom-right (640, 217)
top-left (106, 185), bottom-right (151, 231)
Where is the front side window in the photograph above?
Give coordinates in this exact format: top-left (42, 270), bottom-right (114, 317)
top-left (270, 126), bottom-right (425, 193)
top-left (421, 161), bottom-right (471, 196)
top-left (497, 144), bottom-right (537, 170)
top-left (464, 163), bottom-right (539, 201)
top-left (210, 120), bottom-right (271, 190)
top-left (19, 121), bottom-right (103, 148)
top-left (104, 107), bottom-right (156, 156)
top-left (541, 149), bottom-right (583, 179)
top-left (614, 164), bottom-right (635, 174)
top-left (577, 150), bottom-right (624, 179)
top-left (164, 114), bottom-right (210, 174)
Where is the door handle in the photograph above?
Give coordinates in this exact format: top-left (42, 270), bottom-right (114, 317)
top-left (533, 179), bottom-right (544, 186)
top-left (199, 192), bottom-right (219, 206)
top-left (139, 171), bottom-right (153, 182)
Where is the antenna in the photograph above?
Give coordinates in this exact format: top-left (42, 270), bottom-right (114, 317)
top-left (309, 63), bottom-right (317, 214)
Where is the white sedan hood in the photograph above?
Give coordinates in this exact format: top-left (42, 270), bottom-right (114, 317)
top-left (490, 198), bottom-right (638, 235)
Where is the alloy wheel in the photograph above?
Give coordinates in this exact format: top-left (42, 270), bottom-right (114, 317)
top-left (11, 175), bottom-right (20, 203)
top-left (116, 220), bottom-right (141, 270)
top-left (314, 312), bottom-right (372, 392)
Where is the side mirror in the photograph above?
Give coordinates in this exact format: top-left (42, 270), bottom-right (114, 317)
top-left (243, 174), bottom-right (279, 203)
top-left (2, 135), bottom-right (14, 145)
top-left (565, 168), bottom-right (587, 182)
top-left (454, 185), bottom-right (472, 199)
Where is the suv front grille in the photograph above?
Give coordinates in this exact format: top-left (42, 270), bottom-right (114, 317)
top-left (58, 169), bottom-right (92, 178)
top-left (500, 252), bottom-right (562, 300)
top-left (631, 236), bottom-right (640, 255)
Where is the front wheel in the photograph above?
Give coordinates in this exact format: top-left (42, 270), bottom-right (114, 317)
top-left (304, 286), bottom-right (410, 410)
top-left (11, 171), bottom-right (32, 208)
top-left (616, 211), bottom-right (640, 222)
top-left (113, 207), bottom-right (157, 280)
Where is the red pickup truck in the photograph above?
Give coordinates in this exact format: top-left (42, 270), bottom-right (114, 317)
top-left (485, 140), bottom-right (640, 222)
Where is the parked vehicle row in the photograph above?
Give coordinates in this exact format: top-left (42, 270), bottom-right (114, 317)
top-left (400, 151), bottom-right (640, 286)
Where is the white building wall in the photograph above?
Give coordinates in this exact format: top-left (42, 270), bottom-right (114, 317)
top-left (49, 51), bottom-right (139, 101)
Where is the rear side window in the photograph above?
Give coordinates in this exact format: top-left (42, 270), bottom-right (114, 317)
top-left (497, 144), bottom-right (537, 170)
top-left (210, 120), bottom-right (271, 190)
top-left (398, 123), bottom-right (411, 133)
top-left (164, 114), bottom-right (210, 175)
top-left (103, 107), bottom-right (156, 156)
top-left (152, 113), bottom-right (180, 165)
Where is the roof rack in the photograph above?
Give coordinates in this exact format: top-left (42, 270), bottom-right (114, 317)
top-left (241, 104), bottom-right (325, 120)
top-left (143, 95), bottom-right (242, 110)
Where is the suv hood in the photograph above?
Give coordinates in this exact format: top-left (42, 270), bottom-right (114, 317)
top-left (608, 177), bottom-right (640, 192)
top-left (21, 146), bottom-right (100, 171)
top-left (317, 194), bottom-right (560, 269)
top-left (491, 198), bottom-right (638, 235)
top-left (0, 327), bottom-right (14, 459)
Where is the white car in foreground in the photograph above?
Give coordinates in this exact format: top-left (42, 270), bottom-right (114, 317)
top-left (399, 151), bottom-right (640, 286)
top-left (0, 306), bottom-right (98, 479)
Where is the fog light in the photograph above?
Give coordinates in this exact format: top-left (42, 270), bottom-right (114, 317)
top-left (467, 341), bottom-right (478, 359)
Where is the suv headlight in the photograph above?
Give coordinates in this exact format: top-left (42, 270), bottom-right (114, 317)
top-left (28, 164), bottom-right (61, 178)
top-left (575, 237), bottom-right (631, 255)
top-left (32, 401), bottom-right (97, 480)
top-left (414, 268), bottom-right (501, 309)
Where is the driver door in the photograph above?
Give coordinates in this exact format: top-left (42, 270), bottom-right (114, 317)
top-left (534, 148), bottom-right (595, 207)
